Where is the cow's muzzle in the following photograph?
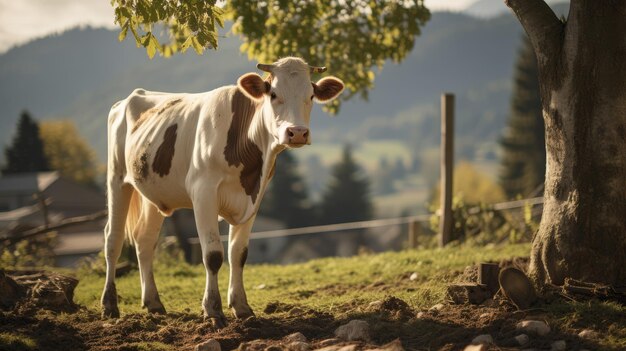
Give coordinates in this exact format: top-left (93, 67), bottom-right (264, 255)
top-left (285, 126), bottom-right (310, 146)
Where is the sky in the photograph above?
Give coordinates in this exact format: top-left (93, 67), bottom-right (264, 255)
top-left (0, 0), bottom-right (476, 54)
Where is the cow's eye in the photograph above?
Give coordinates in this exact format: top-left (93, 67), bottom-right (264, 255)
top-left (310, 95), bottom-right (314, 100)
top-left (270, 92), bottom-right (277, 100)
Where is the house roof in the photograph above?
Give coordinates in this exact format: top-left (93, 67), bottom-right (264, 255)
top-left (0, 171), bottom-right (60, 194)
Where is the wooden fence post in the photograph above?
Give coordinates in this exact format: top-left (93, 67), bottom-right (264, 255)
top-left (408, 220), bottom-right (420, 249)
top-left (439, 93), bottom-right (454, 247)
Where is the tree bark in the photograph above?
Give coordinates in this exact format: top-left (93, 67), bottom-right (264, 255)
top-left (507, 0), bottom-right (626, 286)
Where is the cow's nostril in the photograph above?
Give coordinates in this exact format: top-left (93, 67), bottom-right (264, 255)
top-left (303, 130), bottom-right (309, 138)
top-left (288, 130), bottom-right (295, 137)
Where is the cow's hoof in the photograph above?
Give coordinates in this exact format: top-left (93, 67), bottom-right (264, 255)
top-left (102, 306), bottom-right (120, 319)
top-left (206, 314), bottom-right (228, 330)
top-left (233, 306), bottom-right (255, 320)
top-left (147, 306), bottom-right (167, 315)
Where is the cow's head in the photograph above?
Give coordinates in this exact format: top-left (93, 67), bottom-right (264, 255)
top-left (237, 57), bottom-right (344, 148)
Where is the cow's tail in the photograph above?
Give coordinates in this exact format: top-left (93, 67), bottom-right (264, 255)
top-left (124, 188), bottom-right (143, 246)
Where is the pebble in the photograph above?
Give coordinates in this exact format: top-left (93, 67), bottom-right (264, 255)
top-left (334, 320), bottom-right (370, 342)
top-left (478, 313), bottom-right (490, 319)
top-left (416, 312), bottom-right (425, 319)
top-left (429, 303), bottom-right (445, 312)
top-left (287, 341), bottom-right (311, 351)
top-left (318, 338), bottom-right (340, 347)
top-left (284, 332), bottom-right (307, 343)
top-left (471, 334), bottom-right (493, 345)
top-left (551, 340), bottom-right (566, 351)
top-left (463, 345), bottom-right (487, 351)
top-left (516, 320), bottom-right (550, 336)
top-left (578, 329), bottom-right (598, 339)
top-left (255, 283), bottom-right (267, 290)
top-left (366, 339), bottom-right (405, 351)
top-left (337, 345), bottom-right (357, 351)
top-left (514, 334), bottom-right (529, 346)
top-left (196, 339), bottom-right (221, 351)
top-left (102, 322), bottom-right (114, 328)
top-left (409, 272), bottom-right (419, 281)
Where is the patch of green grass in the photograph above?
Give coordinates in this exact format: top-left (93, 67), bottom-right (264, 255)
top-left (0, 332), bottom-right (37, 351)
top-left (75, 243), bottom-right (531, 315)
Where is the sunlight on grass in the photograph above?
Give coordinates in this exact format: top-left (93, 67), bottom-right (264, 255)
top-left (0, 332), bottom-right (37, 351)
top-left (75, 243), bottom-right (531, 316)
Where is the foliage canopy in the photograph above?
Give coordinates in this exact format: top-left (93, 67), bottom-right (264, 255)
top-left (2, 111), bottom-right (50, 175)
top-left (110, 0), bottom-right (430, 113)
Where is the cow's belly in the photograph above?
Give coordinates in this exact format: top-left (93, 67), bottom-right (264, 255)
top-left (216, 178), bottom-right (256, 225)
top-left (133, 178), bottom-right (191, 215)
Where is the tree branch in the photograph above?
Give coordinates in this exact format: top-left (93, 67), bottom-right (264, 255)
top-left (505, 0), bottom-right (564, 65)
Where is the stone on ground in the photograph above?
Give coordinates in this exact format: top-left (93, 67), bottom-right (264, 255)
top-left (471, 334), bottom-right (493, 345)
top-left (196, 339), bottom-right (221, 351)
top-left (334, 320), bottom-right (370, 342)
top-left (551, 340), bottom-right (566, 351)
top-left (516, 320), bottom-right (550, 336)
top-left (578, 329), bottom-right (598, 339)
top-left (463, 344), bottom-right (487, 351)
top-left (287, 341), bottom-right (311, 351)
top-left (514, 334), bottom-right (529, 346)
top-left (284, 332), bottom-right (307, 343)
top-left (366, 339), bottom-right (405, 351)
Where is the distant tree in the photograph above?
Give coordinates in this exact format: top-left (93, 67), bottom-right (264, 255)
top-left (391, 157), bottom-right (407, 180)
top-left (373, 156), bottom-right (394, 195)
top-left (39, 120), bottom-right (99, 186)
top-left (430, 161), bottom-right (506, 207)
top-left (320, 145), bottom-right (373, 224)
top-left (260, 151), bottom-right (314, 228)
top-left (110, 0), bottom-right (430, 112)
top-left (2, 111), bottom-right (50, 174)
top-left (499, 35), bottom-right (545, 199)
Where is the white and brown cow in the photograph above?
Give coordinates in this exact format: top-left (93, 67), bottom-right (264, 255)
top-left (101, 57), bottom-right (344, 327)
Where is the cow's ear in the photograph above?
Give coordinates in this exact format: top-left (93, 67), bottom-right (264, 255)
top-left (312, 76), bottom-right (344, 103)
top-left (238, 73), bottom-right (270, 100)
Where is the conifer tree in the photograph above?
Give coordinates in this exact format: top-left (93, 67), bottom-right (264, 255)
top-left (499, 35), bottom-right (545, 198)
top-left (260, 151), bottom-right (313, 228)
top-left (320, 145), bottom-right (373, 224)
top-left (2, 111), bottom-right (50, 174)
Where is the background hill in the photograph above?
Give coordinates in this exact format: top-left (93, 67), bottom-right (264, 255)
top-left (0, 4), bottom-right (569, 214)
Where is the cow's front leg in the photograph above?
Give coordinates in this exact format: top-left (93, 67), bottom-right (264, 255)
top-left (228, 216), bottom-right (255, 319)
top-left (192, 187), bottom-right (227, 329)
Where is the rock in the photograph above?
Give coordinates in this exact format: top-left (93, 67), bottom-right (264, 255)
top-left (429, 303), bottom-right (444, 311)
top-left (416, 312), bottom-right (425, 319)
top-left (255, 284), bottom-right (267, 290)
top-left (516, 320), bottom-right (550, 336)
top-left (337, 345), bottom-right (357, 351)
top-left (368, 300), bottom-right (383, 309)
top-left (514, 334), bottom-right (529, 346)
top-left (367, 339), bottom-right (405, 351)
top-left (285, 332), bottom-right (307, 343)
top-left (499, 268), bottom-right (537, 309)
top-left (102, 322), bottom-right (114, 328)
top-left (287, 341), bottom-right (311, 351)
top-left (463, 345), bottom-right (487, 351)
top-left (578, 329), bottom-right (598, 339)
top-left (334, 320), bottom-right (370, 342)
top-left (409, 272), bottom-right (419, 281)
top-left (551, 340), bottom-right (566, 351)
top-left (196, 339), bottom-right (221, 351)
top-left (318, 338), bottom-right (340, 347)
top-left (471, 334), bottom-right (493, 345)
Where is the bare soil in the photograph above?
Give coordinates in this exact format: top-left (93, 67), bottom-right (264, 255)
top-left (0, 282), bottom-right (605, 350)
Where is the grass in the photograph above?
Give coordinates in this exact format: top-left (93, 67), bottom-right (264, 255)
top-left (0, 332), bottom-right (37, 351)
top-left (75, 243), bottom-right (531, 315)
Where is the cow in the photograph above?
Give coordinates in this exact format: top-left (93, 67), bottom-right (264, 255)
top-left (101, 57), bottom-right (344, 328)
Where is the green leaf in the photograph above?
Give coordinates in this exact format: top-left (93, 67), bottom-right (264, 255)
top-left (118, 22), bottom-right (129, 42)
top-left (191, 36), bottom-right (203, 55)
top-left (180, 36), bottom-right (193, 52)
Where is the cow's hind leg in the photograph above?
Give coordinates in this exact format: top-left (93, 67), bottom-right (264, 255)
top-left (101, 182), bottom-right (133, 318)
top-left (133, 199), bottom-right (166, 314)
top-left (191, 184), bottom-right (227, 329)
top-left (228, 217), bottom-right (255, 319)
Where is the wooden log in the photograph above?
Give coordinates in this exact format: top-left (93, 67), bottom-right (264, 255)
top-left (479, 263), bottom-right (500, 295)
top-left (439, 93), bottom-right (455, 247)
top-left (408, 220), bottom-right (420, 249)
top-left (1, 270), bottom-right (79, 310)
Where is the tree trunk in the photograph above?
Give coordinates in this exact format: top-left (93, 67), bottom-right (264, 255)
top-left (506, 0), bottom-right (626, 286)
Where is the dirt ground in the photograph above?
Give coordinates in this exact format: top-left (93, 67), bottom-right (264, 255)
top-left (0, 275), bottom-right (608, 351)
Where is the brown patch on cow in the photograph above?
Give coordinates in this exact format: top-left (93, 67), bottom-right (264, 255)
top-left (224, 89), bottom-right (264, 203)
top-left (152, 124), bottom-right (178, 177)
top-left (132, 98), bottom-right (182, 133)
top-left (240, 247), bottom-right (248, 268)
top-left (133, 152), bottom-right (150, 183)
top-left (207, 251), bottom-right (223, 274)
